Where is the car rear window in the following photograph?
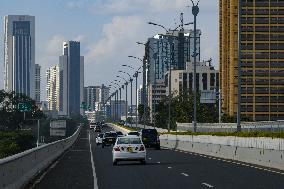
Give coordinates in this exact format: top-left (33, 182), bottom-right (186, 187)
top-left (142, 129), bottom-right (157, 136)
top-left (117, 138), bottom-right (142, 144)
top-left (105, 132), bottom-right (117, 137)
top-left (117, 131), bottom-right (123, 135)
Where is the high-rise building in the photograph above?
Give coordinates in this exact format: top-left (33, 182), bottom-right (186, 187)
top-left (4, 15), bottom-right (35, 99)
top-left (46, 65), bottom-right (60, 111)
top-left (137, 85), bottom-right (143, 106)
top-left (101, 84), bottom-right (110, 104)
top-left (146, 29), bottom-right (201, 84)
top-left (35, 64), bottom-right (41, 104)
top-left (83, 85), bottom-right (110, 111)
top-left (59, 41), bottom-right (84, 116)
top-left (83, 86), bottom-right (101, 111)
top-left (220, 0), bottom-right (284, 121)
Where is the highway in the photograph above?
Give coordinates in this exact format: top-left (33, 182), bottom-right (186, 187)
top-left (32, 124), bottom-right (284, 189)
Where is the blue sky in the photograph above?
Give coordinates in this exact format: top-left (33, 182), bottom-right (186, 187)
top-left (0, 0), bottom-right (219, 99)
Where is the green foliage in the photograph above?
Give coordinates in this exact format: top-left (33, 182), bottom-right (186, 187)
top-left (0, 90), bottom-right (44, 131)
top-left (0, 131), bottom-right (35, 158)
top-left (137, 104), bottom-right (150, 124)
top-left (155, 92), bottom-right (219, 130)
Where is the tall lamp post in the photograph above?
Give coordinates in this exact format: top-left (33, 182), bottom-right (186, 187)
top-left (119, 70), bottom-right (133, 127)
top-left (237, 0), bottom-right (242, 132)
top-left (190, 0), bottom-right (200, 132)
top-left (136, 42), bottom-right (159, 129)
top-left (147, 21), bottom-right (192, 131)
top-left (117, 75), bottom-right (128, 123)
top-left (128, 55), bottom-right (146, 129)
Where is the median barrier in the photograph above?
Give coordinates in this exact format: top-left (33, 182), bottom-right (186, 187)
top-left (0, 126), bottom-right (81, 189)
top-left (160, 134), bottom-right (284, 171)
top-left (109, 123), bottom-right (284, 171)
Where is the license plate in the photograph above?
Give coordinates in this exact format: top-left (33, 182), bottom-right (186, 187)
top-left (127, 147), bottom-right (133, 152)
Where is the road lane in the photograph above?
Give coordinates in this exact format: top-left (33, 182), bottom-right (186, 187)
top-left (33, 125), bottom-right (94, 189)
top-left (91, 125), bottom-right (284, 189)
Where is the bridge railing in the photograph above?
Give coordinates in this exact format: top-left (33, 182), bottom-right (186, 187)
top-left (0, 126), bottom-right (81, 189)
top-left (177, 121), bottom-right (284, 132)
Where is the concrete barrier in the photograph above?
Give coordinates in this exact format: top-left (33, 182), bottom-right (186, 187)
top-left (161, 138), bottom-right (284, 171)
top-left (109, 123), bottom-right (284, 171)
top-left (0, 126), bottom-right (81, 189)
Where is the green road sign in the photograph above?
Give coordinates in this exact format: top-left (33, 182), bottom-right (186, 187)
top-left (18, 103), bottom-right (32, 112)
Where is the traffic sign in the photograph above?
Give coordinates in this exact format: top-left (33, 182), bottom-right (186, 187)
top-left (18, 103), bottom-right (32, 112)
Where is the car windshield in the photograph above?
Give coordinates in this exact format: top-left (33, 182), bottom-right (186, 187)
top-left (117, 138), bottom-right (142, 144)
top-left (128, 132), bottom-right (139, 135)
top-left (116, 131), bottom-right (123, 135)
top-left (105, 132), bottom-right (117, 137)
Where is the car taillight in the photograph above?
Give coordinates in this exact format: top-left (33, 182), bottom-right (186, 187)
top-left (139, 145), bottom-right (145, 151)
top-left (114, 146), bottom-right (120, 151)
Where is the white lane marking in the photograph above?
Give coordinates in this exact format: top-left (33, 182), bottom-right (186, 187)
top-left (148, 158), bottom-right (152, 160)
top-left (157, 162), bottom-right (161, 164)
top-left (169, 148), bottom-right (284, 175)
top-left (202, 183), bottom-right (214, 188)
top-left (89, 131), bottom-right (98, 189)
top-left (168, 166), bottom-right (172, 169)
top-left (181, 173), bottom-right (189, 177)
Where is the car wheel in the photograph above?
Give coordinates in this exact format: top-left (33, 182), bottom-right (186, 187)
top-left (113, 160), bottom-right (118, 166)
top-left (141, 160), bottom-right (146, 165)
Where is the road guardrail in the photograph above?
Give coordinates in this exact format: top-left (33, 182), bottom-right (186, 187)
top-left (0, 126), bottom-right (81, 189)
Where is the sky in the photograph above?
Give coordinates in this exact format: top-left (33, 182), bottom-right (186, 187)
top-left (0, 0), bottom-right (219, 100)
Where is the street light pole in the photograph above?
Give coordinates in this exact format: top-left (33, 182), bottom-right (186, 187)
top-left (130, 78), bottom-right (133, 127)
top-left (135, 73), bottom-right (138, 128)
top-left (237, 0), bottom-right (242, 132)
top-left (191, 0), bottom-right (199, 133)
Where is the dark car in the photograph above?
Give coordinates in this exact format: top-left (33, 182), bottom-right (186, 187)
top-left (116, 131), bottom-right (124, 137)
top-left (102, 132), bottom-right (117, 148)
top-left (140, 129), bottom-right (160, 150)
top-left (95, 125), bottom-right (102, 132)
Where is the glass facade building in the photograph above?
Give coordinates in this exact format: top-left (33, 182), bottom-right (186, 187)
top-left (4, 15), bottom-right (35, 99)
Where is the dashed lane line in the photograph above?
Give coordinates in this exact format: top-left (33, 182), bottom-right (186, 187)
top-left (88, 131), bottom-right (98, 189)
top-left (202, 182), bottom-right (214, 188)
top-left (181, 173), bottom-right (189, 177)
top-left (168, 148), bottom-right (284, 175)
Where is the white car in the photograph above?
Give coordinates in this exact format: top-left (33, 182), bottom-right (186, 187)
top-left (96, 133), bottom-right (104, 145)
top-left (112, 136), bottom-right (146, 165)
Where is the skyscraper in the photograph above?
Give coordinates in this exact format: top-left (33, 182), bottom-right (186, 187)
top-left (35, 64), bottom-right (41, 104)
top-left (59, 41), bottom-right (84, 116)
top-left (220, 0), bottom-right (284, 121)
top-left (4, 15), bottom-right (35, 99)
top-left (46, 65), bottom-right (60, 111)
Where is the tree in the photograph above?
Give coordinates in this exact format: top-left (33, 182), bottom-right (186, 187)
top-left (155, 92), bottom-right (219, 130)
top-left (0, 90), bottom-right (44, 131)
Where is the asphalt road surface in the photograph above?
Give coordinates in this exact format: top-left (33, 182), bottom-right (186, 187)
top-left (33, 124), bottom-right (284, 189)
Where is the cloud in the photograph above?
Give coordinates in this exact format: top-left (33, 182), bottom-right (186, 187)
top-left (85, 15), bottom-right (145, 64)
top-left (67, 0), bottom-right (190, 15)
